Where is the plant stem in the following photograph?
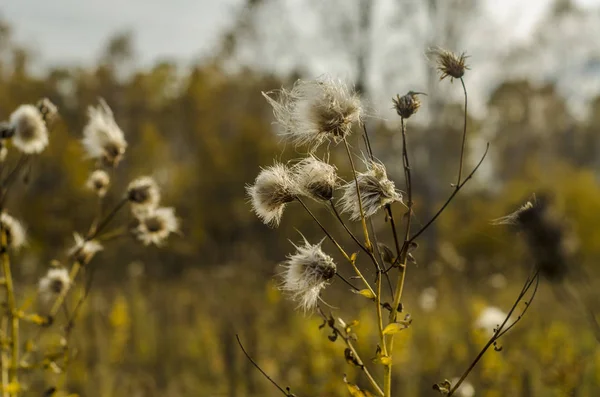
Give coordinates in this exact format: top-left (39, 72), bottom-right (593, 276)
top-left (456, 77), bottom-right (468, 186)
top-left (49, 262), bottom-right (81, 318)
top-left (343, 137), bottom-right (372, 252)
top-left (1, 230), bottom-right (18, 396)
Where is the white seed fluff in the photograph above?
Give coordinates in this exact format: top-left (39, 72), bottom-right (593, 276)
top-left (132, 207), bottom-right (180, 247)
top-left (262, 76), bottom-right (362, 150)
top-left (247, 163), bottom-right (297, 227)
top-left (68, 233), bottom-right (103, 264)
top-left (339, 160), bottom-right (403, 220)
top-left (82, 99), bottom-right (127, 167)
top-left (38, 268), bottom-right (71, 303)
top-left (292, 156), bottom-right (337, 202)
top-left (127, 176), bottom-right (161, 213)
top-left (9, 104), bottom-right (49, 154)
top-left (280, 238), bottom-right (336, 313)
top-left (0, 212), bottom-right (26, 250)
top-left (86, 169), bottom-right (110, 197)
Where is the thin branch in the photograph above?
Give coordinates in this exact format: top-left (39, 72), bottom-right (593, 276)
top-left (409, 142), bottom-right (489, 243)
top-left (236, 334), bottom-right (294, 397)
top-left (456, 77), bottom-right (468, 186)
top-left (343, 137), bottom-right (372, 251)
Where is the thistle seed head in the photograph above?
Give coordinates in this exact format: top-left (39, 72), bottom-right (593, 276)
top-left (68, 233), bottom-right (103, 265)
top-left (262, 76), bottom-right (362, 150)
top-left (247, 163), bottom-right (297, 227)
top-left (427, 47), bottom-right (469, 81)
top-left (0, 212), bottom-right (26, 250)
top-left (82, 99), bottom-right (127, 167)
top-left (292, 156), bottom-right (337, 202)
top-left (9, 104), bottom-right (49, 154)
top-left (280, 238), bottom-right (336, 313)
top-left (127, 176), bottom-right (161, 213)
top-left (339, 160), bottom-right (403, 220)
top-left (131, 207), bottom-right (179, 247)
top-left (86, 169), bottom-right (110, 197)
top-left (38, 268), bottom-right (70, 303)
top-left (392, 91), bottom-right (424, 119)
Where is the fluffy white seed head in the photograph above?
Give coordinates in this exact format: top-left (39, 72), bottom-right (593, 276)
top-left (0, 213), bottom-right (26, 250)
top-left (132, 207), bottom-right (179, 247)
top-left (9, 104), bottom-right (49, 154)
top-left (38, 268), bottom-right (70, 303)
top-left (292, 156), bottom-right (337, 202)
top-left (127, 176), bottom-right (161, 213)
top-left (262, 76), bottom-right (362, 150)
top-left (68, 233), bottom-right (103, 265)
top-left (86, 169), bottom-right (110, 197)
top-left (247, 163), bottom-right (297, 227)
top-left (339, 160), bottom-right (403, 220)
top-left (82, 99), bottom-right (127, 167)
top-left (280, 238), bottom-right (336, 313)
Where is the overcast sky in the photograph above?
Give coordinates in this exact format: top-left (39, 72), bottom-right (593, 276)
top-left (1, 0), bottom-right (598, 68)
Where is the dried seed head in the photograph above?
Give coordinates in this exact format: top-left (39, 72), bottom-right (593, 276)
top-left (427, 47), bottom-right (469, 81)
top-left (82, 99), bottom-right (127, 167)
top-left (36, 98), bottom-right (58, 124)
top-left (280, 238), bottom-right (336, 313)
top-left (38, 268), bottom-right (70, 303)
top-left (86, 169), bottom-right (110, 197)
top-left (68, 233), bottom-right (103, 265)
top-left (339, 160), bottom-right (403, 221)
top-left (127, 176), bottom-right (161, 212)
top-left (0, 213), bottom-right (26, 250)
top-left (392, 91), bottom-right (424, 119)
top-left (247, 163), bottom-right (297, 227)
top-left (262, 76), bottom-right (362, 150)
top-left (132, 207), bottom-right (179, 247)
top-left (292, 156), bottom-right (337, 201)
top-left (493, 195), bottom-right (572, 282)
top-left (9, 104), bottom-right (50, 154)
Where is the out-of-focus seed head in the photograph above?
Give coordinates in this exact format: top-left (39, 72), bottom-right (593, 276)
top-left (427, 47), bottom-right (469, 81)
top-left (36, 98), bottom-right (58, 124)
top-left (9, 104), bottom-right (50, 154)
top-left (392, 91), bottom-right (424, 119)
top-left (82, 99), bottom-right (127, 167)
top-left (262, 76), bottom-right (362, 150)
top-left (38, 268), bottom-right (70, 303)
top-left (280, 237), bottom-right (336, 313)
top-left (247, 163), bottom-right (297, 227)
top-left (292, 156), bottom-right (337, 202)
top-left (131, 207), bottom-right (179, 247)
top-left (86, 169), bottom-right (110, 197)
top-left (0, 212), bottom-right (26, 250)
top-left (339, 160), bottom-right (403, 221)
top-left (493, 195), bottom-right (573, 282)
top-left (127, 176), bottom-right (161, 213)
top-left (68, 233), bottom-right (103, 265)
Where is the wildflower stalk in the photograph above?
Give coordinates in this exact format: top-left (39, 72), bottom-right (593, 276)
top-left (384, 117), bottom-right (412, 397)
top-left (318, 308), bottom-right (384, 397)
top-left (343, 137), bottom-right (372, 252)
top-left (0, 318), bottom-right (8, 397)
top-left (448, 269), bottom-right (540, 396)
top-left (296, 198), bottom-right (375, 297)
top-left (0, 228), bottom-right (18, 396)
top-left (456, 78), bottom-right (468, 186)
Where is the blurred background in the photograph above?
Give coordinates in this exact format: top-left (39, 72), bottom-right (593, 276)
top-left (2, 0), bottom-right (600, 396)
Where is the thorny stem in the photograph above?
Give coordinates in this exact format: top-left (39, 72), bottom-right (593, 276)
top-left (456, 77), bottom-right (468, 186)
top-left (318, 308), bottom-right (384, 397)
top-left (447, 269), bottom-right (540, 396)
top-left (384, 117), bottom-right (412, 397)
top-left (343, 137), bottom-right (372, 252)
top-left (236, 334), bottom-right (294, 397)
top-left (297, 198), bottom-right (376, 298)
top-left (409, 143), bottom-right (489, 244)
top-left (1, 229), bottom-right (18, 396)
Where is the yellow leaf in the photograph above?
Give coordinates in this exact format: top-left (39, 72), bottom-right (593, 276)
top-left (383, 321), bottom-right (410, 335)
top-left (350, 252), bottom-right (358, 264)
top-left (346, 382), bottom-right (375, 397)
top-left (352, 289), bottom-right (375, 300)
top-left (373, 355), bottom-right (392, 366)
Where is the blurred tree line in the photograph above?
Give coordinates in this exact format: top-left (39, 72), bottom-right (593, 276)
top-left (1, 2), bottom-right (600, 394)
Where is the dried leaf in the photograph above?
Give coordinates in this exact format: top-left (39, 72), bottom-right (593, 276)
top-left (344, 376), bottom-right (375, 397)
